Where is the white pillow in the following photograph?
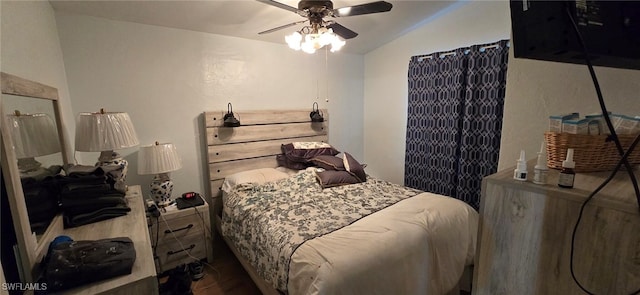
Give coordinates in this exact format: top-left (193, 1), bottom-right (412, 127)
top-left (291, 142), bottom-right (333, 149)
top-left (222, 168), bottom-right (290, 193)
top-left (274, 166), bottom-right (303, 176)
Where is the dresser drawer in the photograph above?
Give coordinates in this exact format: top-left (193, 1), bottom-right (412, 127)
top-left (147, 200), bottom-right (212, 274)
top-left (155, 232), bottom-right (207, 273)
top-left (150, 213), bottom-right (206, 244)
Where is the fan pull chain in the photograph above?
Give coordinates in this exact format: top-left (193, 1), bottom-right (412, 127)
top-left (325, 46), bottom-right (330, 102)
top-left (315, 51), bottom-right (321, 101)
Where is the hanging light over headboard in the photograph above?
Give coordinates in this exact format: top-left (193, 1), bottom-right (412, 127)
top-left (310, 102), bottom-right (324, 122)
top-left (223, 103), bottom-right (240, 127)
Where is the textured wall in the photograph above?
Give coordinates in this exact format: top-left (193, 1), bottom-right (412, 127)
top-left (55, 12), bottom-right (364, 198)
top-left (1, 1), bottom-right (74, 162)
top-left (500, 51), bottom-right (640, 170)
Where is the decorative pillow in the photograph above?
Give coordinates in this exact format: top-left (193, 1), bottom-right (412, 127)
top-left (310, 155), bottom-right (345, 171)
top-left (281, 142), bottom-right (340, 164)
top-left (315, 170), bottom-right (361, 188)
top-left (222, 168), bottom-right (290, 193)
top-left (343, 152), bottom-right (366, 182)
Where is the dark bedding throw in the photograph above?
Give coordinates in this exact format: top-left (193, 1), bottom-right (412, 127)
top-left (221, 169), bottom-right (422, 291)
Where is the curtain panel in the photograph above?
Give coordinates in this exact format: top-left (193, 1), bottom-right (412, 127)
top-left (405, 39), bottom-right (509, 210)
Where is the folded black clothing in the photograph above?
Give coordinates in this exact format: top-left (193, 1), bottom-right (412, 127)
top-left (64, 212), bottom-right (128, 228)
top-left (23, 185), bottom-right (58, 205)
top-left (23, 186), bottom-right (60, 222)
top-left (22, 180), bottom-right (59, 194)
top-left (67, 164), bottom-right (123, 181)
top-left (61, 165), bottom-right (127, 194)
top-left (59, 184), bottom-right (125, 200)
top-left (62, 197), bottom-right (127, 216)
top-left (66, 164), bottom-right (120, 176)
top-left (56, 174), bottom-right (108, 186)
top-left (26, 204), bottom-right (58, 219)
top-left (61, 195), bottom-right (126, 207)
top-left (63, 201), bottom-right (129, 213)
top-left (60, 193), bottom-right (126, 203)
top-left (66, 164), bottom-right (101, 175)
top-left (25, 204), bottom-right (58, 223)
top-left (61, 183), bottom-right (112, 194)
top-left (64, 205), bottom-right (131, 228)
top-left (26, 204), bottom-right (57, 223)
top-left (20, 165), bottom-right (63, 184)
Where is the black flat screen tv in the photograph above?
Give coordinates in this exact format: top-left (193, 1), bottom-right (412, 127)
top-left (510, 0), bottom-right (640, 70)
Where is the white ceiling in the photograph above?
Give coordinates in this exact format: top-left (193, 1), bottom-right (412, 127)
top-left (49, 0), bottom-right (457, 54)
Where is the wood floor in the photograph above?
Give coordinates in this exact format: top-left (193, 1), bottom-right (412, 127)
top-left (188, 236), bottom-right (260, 295)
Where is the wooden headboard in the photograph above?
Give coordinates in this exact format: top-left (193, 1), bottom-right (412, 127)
top-left (203, 109), bottom-right (328, 220)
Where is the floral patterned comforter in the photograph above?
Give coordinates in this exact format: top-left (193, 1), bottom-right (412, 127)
top-left (221, 169), bottom-right (423, 291)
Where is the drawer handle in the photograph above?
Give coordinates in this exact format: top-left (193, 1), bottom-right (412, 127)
top-left (167, 244), bottom-right (196, 256)
top-left (165, 224), bottom-right (193, 234)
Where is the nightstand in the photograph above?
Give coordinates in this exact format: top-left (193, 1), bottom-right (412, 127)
top-left (148, 197), bottom-right (213, 274)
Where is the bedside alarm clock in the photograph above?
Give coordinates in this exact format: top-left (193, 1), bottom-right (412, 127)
top-left (181, 192), bottom-right (199, 200)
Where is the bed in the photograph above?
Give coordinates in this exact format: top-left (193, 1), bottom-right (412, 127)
top-left (203, 109), bottom-right (478, 295)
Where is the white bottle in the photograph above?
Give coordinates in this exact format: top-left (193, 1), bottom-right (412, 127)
top-left (513, 150), bottom-right (527, 181)
top-left (533, 141), bottom-right (549, 185)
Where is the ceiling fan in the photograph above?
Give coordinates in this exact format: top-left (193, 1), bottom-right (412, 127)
top-left (256, 0), bottom-right (393, 40)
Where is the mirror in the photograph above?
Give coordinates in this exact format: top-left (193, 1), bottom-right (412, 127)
top-left (0, 72), bottom-right (69, 282)
top-left (3, 94), bottom-right (64, 237)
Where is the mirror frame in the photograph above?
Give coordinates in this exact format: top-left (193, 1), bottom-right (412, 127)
top-left (0, 72), bottom-right (69, 282)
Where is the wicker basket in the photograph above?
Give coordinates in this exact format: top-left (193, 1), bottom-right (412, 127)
top-left (544, 132), bottom-right (640, 172)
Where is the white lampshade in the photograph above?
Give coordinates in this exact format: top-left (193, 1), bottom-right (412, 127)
top-left (137, 142), bottom-right (183, 175)
top-left (6, 113), bottom-right (60, 159)
top-left (75, 111), bottom-right (139, 152)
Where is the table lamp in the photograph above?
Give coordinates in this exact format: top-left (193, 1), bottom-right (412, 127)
top-left (75, 109), bottom-right (139, 182)
top-left (6, 111), bottom-right (61, 172)
top-left (137, 142), bottom-right (182, 205)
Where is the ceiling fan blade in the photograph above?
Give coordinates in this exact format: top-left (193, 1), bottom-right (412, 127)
top-left (258, 20), bottom-right (307, 35)
top-left (327, 23), bottom-right (358, 39)
top-left (256, 0), bottom-right (299, 13)
top-left (332, 1), bottom-right (392, 17)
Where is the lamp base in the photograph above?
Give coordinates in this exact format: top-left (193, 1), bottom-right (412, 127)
top-left (96, 150), bottom-right (129, 183)
top-left (150, 173), bottom-right (174, 205)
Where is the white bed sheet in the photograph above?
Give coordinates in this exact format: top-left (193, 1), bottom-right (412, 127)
top-left (288, 192), bottom-right (478, 295)
top-left (221, 168), bottom-right (478, 294)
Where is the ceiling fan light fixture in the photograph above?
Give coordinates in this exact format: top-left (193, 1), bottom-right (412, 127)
top-left (286, 25), bottom-right (345, 54)
top-left (301, 41), bottom-right (317, 54)
top-left (285, 31), bottom-right (303, 50)
top-left (318, 28), bottom-right (334, 45)
top-left (259, 0), bottom-right (393, 52)
top-left (330, 38), bottom-right (346, 52)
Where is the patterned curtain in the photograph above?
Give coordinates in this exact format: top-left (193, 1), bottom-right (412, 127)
top-left (404, 39), bottom-right (509, 210)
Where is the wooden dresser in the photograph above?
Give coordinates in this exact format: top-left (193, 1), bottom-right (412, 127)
top-left (59, 185), bottom-right (158, 295)
top-left (473, 162), bottom-right (640, 295)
